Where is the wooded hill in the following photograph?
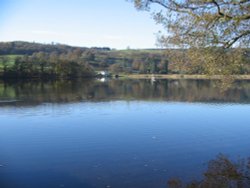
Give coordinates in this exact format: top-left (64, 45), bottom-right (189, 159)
top-left (0, 41), bottom-right (249, 79)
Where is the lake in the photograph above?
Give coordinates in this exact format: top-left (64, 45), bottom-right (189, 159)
top-left (0, 79), bottom-right (250, 188)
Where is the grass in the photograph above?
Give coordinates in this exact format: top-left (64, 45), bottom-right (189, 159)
top-left (0, 55), bottom-right (20, 69)
top-left (108, 49), bottom-right (164, 57)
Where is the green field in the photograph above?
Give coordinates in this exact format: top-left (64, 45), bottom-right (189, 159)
top-left (0, 55), bottom-right (20, 69)
top-left (109, 49), bottom-right (165, 56)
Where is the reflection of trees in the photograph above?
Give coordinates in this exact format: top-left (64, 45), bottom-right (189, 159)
top-left (168, 154), bottom-right (250, 188)
top-left (0, 79), bottom-right (250, 106)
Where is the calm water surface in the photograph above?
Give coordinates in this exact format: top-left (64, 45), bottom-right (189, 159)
top-left (0, 79), bottom-right (250, 188)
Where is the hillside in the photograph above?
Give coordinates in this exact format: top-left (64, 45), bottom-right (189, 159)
top-left (0, 41), bottom-right (249, 79)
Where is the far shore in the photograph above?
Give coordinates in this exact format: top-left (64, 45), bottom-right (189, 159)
top-left (120, 74), bottom-right (250, 80)
top-left (1, 73), bottom-right (250, 81)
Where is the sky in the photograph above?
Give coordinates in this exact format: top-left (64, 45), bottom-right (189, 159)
top-left (0, 0), bottom-right (163, 49)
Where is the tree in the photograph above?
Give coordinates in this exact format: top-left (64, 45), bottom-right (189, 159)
top-left (139, 61), bottom-right (147, 73)
top-left (131, 0), bottom-right (250, 48)
top-left (159, 58), bottom-right (169, 74)
top-left (109, 63), bottom-right (124, 73)
top-left (150, 59), bottom-right (157, 73)
top-left (35, 52), bottom-right (47, 74)
top-left (132, 58), bottom-right (142, 70)
top-left (146, 54), bottom-right (161, 73)
top-left (49, 52), bottom-right (59, 75)
top-left (0, 56), bottom-right (9, 74)
top-left (168, 154), bottom-right (250, 188)
top-left (83, 50), bottom-right (95, 61)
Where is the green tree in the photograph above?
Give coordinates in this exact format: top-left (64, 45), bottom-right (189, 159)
top-left (0, 56), bottom-right (9, 74)
top-left (49, 52), bottom-right (59, 75)
top-left (35, 52), bottom-right (47, 74)
top-left (83, 50), bottom-right (95, 61)
top-left (150, 60), bottom-right (157, 73)
top-left (139, 62), bottom-right (147, 73)
top-left (146, 54), bottom-right (160, 73)
top-left (159, 58), bottom-right (168, 74)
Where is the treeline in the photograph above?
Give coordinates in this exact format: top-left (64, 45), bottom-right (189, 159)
top-left (0, 41), bottom-right (110, 55)
top-left (0, 41), bottom-right (169, 74)
top-left (166, 48), bottom-right (250, 75)
top-left (0, 41), bottom-right (170, 78)
top-left (107, 51), bottom-right (169, 74)
top-left (0, 41), bottom-right (113, 78)
top-left (0, 41), bottom-right (250, 78)
top-left (0, 51), bottom-right (95, 79)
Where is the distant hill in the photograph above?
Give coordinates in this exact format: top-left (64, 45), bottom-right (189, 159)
top-left (0, 41), bottom-right (249, 77)
top-left (0, 41), bottom-right (111, 55)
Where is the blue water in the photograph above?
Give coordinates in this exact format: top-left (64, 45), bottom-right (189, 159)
top-left (1, 99), bottom-right (250, 188)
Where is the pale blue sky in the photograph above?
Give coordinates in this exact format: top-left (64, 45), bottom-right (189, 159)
top-left (0, 0), bottom-right (163, 49)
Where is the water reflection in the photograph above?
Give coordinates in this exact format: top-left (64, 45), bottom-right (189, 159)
top-left (0, 86), bottom-right (250, 188)
top-left (168, 154), bottom-right (250, 188)
top-left (0, 79), bottom-right (250, 106)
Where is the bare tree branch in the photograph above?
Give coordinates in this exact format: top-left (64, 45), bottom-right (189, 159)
top-left (226, 30), bottom-right (250, 48)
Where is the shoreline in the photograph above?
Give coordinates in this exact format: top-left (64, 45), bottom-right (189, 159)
top-left (120, 74), bottom-right (250, 80)
top-left (1, 74), bottom-right (250, 81)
